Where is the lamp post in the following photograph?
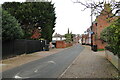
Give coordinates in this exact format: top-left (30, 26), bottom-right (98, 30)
top-left (38, 26), bottom-right (42, 40)
top-left (38, 27), bottom-right (41, 30)
top-left (90, 3), bottom-right (93, 47)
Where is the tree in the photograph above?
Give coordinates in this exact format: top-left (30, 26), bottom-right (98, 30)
top-left (2, 2), bottom-right (56, 41)
top-left (65, 28), bottom-right (73, 43)
top-left (1, 9), bottom-right (24, 41)
top-left (73, 0), bottom-right (120, 17)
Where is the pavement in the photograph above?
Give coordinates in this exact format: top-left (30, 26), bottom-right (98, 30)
top-left (61, 45), bottom-right (119, 78)
top-left (2, 44), bottom-right (84, 78)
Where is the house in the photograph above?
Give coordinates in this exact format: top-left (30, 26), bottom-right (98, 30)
top-left (52, 33), bottom-right (66, 41)
top-left (52, 33), bottom-right (66, 48)
top-left (91, 3), bottom-right (117, 50)
top-left (81, 27), bottom-right (91, 45)
top-left (73, 34), bottom-right (81, 44)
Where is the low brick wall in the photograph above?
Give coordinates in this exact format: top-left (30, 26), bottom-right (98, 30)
top-left (56, 41), bottom-right (72, 48)
top-left (66, 43), bottom-right (73, 47)
top-left (96, 40), bottom-right (107, 50)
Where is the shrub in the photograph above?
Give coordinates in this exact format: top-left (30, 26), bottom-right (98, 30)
top-left (101, 18), bottom-right (120, 58)
top-left (2, 9), bottom-right (24, 41)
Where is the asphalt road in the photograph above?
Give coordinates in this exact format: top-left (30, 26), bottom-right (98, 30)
top-left (2, 44), bottom-right (84, 79)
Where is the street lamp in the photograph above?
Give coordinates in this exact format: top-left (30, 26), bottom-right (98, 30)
top-left (38, 27), bottom-right (41, 30)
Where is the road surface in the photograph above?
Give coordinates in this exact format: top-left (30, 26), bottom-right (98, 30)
top-left (2, 44), bottom-right (84, 79)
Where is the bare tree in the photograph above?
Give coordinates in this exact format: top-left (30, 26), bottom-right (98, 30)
top-left (72, 0), bottom-right (120, 17)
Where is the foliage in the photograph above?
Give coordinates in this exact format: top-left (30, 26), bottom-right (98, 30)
top-left (2, 2), bottom-right (56, 41)
top-left (100, 18), bottom-right (120, 58)
top-left (65, 34), bottom-right (73, 43)
top-left (1, 9), bottom-right (24, 41)
top-left (97, 49), bottom-right (105, 51)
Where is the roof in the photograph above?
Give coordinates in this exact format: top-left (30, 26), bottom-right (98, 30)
top-left (53, 33), bottom-right (64, 38)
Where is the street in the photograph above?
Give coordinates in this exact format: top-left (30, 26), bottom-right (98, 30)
top-left (1, 0), bottom-right (120, 79)
top-left (2, 44), bottom-right (84, 79)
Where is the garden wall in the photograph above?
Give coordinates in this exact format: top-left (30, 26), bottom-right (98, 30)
top-left (56, 41), bottom-right (73, 48)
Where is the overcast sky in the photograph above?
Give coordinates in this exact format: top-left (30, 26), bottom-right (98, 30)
top-left (0, 0), bottom-right (119, 35)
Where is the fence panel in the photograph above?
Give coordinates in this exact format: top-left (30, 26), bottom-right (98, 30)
top-left (2, 40), bottom-right (46, 59)
top-left (14, 39), bottom-right (26, 55)
top-left (26, 40), bottom-right (42, 54)
top-left (2, 40), bottom-right (14, 59)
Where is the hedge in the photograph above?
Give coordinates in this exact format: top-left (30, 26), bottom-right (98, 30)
top-left (100, 18), bottom-right (120, 58)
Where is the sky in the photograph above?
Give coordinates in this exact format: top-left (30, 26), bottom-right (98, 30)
top-left (52, 0), bottom-right (92, 35)
top-left (0, 0), bottom-right (119, 35)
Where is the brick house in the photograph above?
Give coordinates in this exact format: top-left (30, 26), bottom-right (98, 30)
top-left (81, 27), bottom-right (91, 45)
top-left (73, 34), bottom-right (81, 44)
top-left (52, 33), bottom-right (73, 48)
top-left (91, 4), bottom-right (117, 50)
top-left (52, 33), bottom-right (66, 48)
top-left (81, 34), bottom-right (88, 45)
top-left (52, 33), bottom-right (66, 41)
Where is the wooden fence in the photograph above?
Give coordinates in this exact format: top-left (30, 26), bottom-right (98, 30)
top-left (2, 39), bottom-right (46, 59)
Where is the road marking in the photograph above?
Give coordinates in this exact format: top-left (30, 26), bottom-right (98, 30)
top-left (14, 75), bottom-right (22, 79)
top-left (47, 61), bottom-right (56, 64)
top-left (14, 73), bottom-right (29, 79)
top-left (59, 52), bottom-right (81, 78)
top-left (34, 69), bottom-right (38, 73)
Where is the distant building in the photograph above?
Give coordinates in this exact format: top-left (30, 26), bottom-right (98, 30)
top-left (52, 33), bottom-right (66, 41)
top-left (73, 34), bottom-right (81, 44)
top-left (81, 34), bottom-right (88, 45)
top-left (81, 27), bottom-right (91, 45)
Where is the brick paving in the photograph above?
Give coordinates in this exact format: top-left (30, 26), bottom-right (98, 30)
top-left (61, 45), bottom-right (119, 78)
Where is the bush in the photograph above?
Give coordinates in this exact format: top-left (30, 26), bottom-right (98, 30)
top-left (2, 9), bottom-right (24, 41)
top-left (101, 18), bottom-right (120, 58)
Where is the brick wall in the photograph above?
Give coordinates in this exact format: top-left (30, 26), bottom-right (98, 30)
top-left (91, 4), bottom-right (117, 49)
top-left (56, 41), bottom-right (72, 48)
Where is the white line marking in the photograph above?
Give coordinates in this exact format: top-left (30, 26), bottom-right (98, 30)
top-left (14, 75), bottom-right (22, 79)
top-left (34, 69), bottom-right (38, 73)
top-left (59, 52), bottom-right (81, 78)
top-left (47, 61), bottom-right (56, 64)
top-left (14, 73), bottom-right (29, 79)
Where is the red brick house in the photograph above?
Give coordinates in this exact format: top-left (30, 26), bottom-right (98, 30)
top-left (81, 34), bottom-right (89, 45)
top-left (52, 33), bottom-right (72, 48)
top-left (91, 4), bottom-right (117, 50)
top-left (73, 34), bottom-right (81, 44)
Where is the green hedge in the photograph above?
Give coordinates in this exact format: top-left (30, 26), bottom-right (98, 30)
top-left (2, 9), bottom-right (24, 41)
top-left (100, 18), bottom-right (120, 58)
